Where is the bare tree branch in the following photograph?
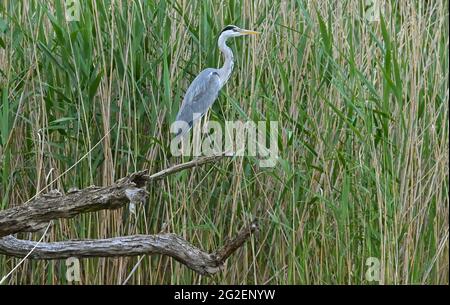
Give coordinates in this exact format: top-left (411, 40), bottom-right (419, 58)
top-left (0, 154), bottom-right (260, 277)
top-left (147, 154), bottom-right (228, 181)
top-left (0, 220), bottom-right (258, 276)
top-left (0, 179), bottom-right (146, 238)
top-left (0, 155), bottom-right (226, 238)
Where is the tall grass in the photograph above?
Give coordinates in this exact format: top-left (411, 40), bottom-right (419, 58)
top-left (0, 0), bottom-right (448, 284)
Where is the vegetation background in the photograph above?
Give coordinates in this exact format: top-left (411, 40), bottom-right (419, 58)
top-left (0, 0), bottom-right (448, 284)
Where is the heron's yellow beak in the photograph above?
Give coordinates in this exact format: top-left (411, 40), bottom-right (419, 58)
top-left (240, 29), bottom-right (260, 35)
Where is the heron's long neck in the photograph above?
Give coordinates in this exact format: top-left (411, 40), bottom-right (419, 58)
top-left (218, 35), bottom-right (234, 87)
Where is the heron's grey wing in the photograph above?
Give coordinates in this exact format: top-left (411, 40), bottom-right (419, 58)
top-left (175, 68), bottom-right (221, 136)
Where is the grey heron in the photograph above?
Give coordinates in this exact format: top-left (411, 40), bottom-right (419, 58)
top-left (173, 25), bottom-right (259, 139)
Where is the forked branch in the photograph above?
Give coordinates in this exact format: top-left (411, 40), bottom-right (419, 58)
top-left (0, 154), bottom-right (258, 276)
top-left (0, 154), bottom-right (227, 238)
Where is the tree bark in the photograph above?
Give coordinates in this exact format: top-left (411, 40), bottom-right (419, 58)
top-left (0, 154), bottom-right (258, 276)
top-left (0, 220), bottom-right (258, 276)
top-left (0, 155), bottom-right (226, 238)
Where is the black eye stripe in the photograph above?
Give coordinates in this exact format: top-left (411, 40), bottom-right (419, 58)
top-left (221, 26), bottom-right (237, 33)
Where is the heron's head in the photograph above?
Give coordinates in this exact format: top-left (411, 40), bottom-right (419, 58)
top-left (219, 25), bottom-right (260, 39)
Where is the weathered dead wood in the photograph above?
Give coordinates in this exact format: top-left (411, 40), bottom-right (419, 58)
top-left (0, 220), bottom-right (258, 276)
top-left (0, 154), bottom-right (226, 238)
top-left (0, 154), bottom-right (258, 276)
top-left (0, 182), bottom-right (147, 238)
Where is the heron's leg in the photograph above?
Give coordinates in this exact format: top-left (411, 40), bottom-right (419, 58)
top-left (180, 136), bottom-right (184, 156)
top-left (200, 110), bottom-right (211, 152)
top-left (202, 109), bottom-right (210, 133)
